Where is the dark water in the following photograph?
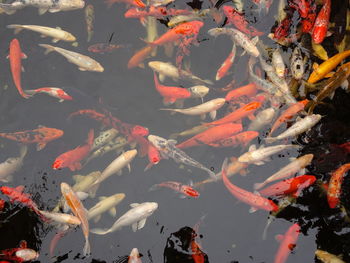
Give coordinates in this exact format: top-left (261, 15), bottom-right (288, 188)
top-left (0, 0), bottom-right (349, 262)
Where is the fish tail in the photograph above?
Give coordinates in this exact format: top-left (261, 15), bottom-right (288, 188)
top-left (203, 79), bottom-right (214, 85)
top-left (0, 4), bottom-right (17, 15)
top-left (19, 145), bottom-right (28, 159)
top-left (207, 169), bottom-right (218, 181)
top-left (22, 89), bottom-right (36, 97)
top-left (148, 184), bottom-right (160, 192)
top-left (39, 44), bottom-right (56, 55)
top-left (7, 24), bottom-right (23, 34)
top-left (83, 240), bottom-right (91, 256)
top-left (90, 228), bottom-right (109, 235)
top-left (159, 108), bottom-right (177, 113)
top-left (253, 182), bottom-right (265, 190)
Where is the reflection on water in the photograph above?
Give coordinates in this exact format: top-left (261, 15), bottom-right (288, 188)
top-left (0, 0), bottom-right (349, 262)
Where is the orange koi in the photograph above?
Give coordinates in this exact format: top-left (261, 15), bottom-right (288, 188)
top-left (327, 163), bottom-right (350, 208)
top-left (209, 131), bottom-right (259, 148)
top-left (0, 241), bottom-right (39, 263)
top-left (52, 129), bottom-right (94, 171)
top-left (8, 39), bottom-right (29, 99)
top-left (149, 21), bottom-right (203, 46)
top-left (61, 182), bottom-right (90, 256)
top-left (259, 175), bottom-right (316, 197)
top-left (269, 99), bottom-right (309, 135)
top-left (0, 126), bottom-right (64, 151)
top-left (0, 186), bottom-right (43, 219)
top-left (216, 44), bottom-right (236, 81)
top-left (311, 0), bottom-right (331, 44)
top-left (222, 6), bottom-right (264, 36)
top-left (308, 50), bottom-right (350, 84)
top-left (153, 72), bottom-right (191, 104)
top-left (221, 158), bottom-right (279, 212)
top-left (204, 101), bottom-right (261, 126)
top-left (225, 83), bottom-right (258, 102)
top-left (274, 223), bottom-right (300, 263)
top-left (150, 181), bottom-right (200, 198)
top-left (176, 123), bottom-right (243, 149)
top-left (127, 45), bottom-right (154, 69)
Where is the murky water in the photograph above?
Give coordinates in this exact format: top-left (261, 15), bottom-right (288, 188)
top-left (0, 0), bottom-right (349, 262)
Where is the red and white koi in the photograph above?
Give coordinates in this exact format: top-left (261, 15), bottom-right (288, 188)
top-left (274, 223), bottom-right (300, 263)
top-left (24, 87), bottom-right (73, 102)
top-left (327, 163), bottom-right (350, 208)
top-left (216, 43), bottom-right (236, 81)
top-left (149, 181), bottom-right (200, 198)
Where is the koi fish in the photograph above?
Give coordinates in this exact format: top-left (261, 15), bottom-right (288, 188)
top-left (203, 101), bottom-right (261, 126)
top-left (0, 125), bottom-right (63, 151)
top-left (216, 43), bottom-right (236, 81)
top-left (85, 4), bottom-right (95, 42)
top-left (169, 125), bottom-right (209, 139)
top-left (327, 163), bottom-right (350, 208)
top-left (269, 99), bottom-right (309, 135)
top-left (209, 131), bottom-right (259, 148)
top-left (0, 0), bottom-right (84, 15)
top-left (289, 0), bottom-right (310, 18)
top-left (149, 181), bottom-right (200, 198)
top-left (87, 193), bottom-right (125, 223)
top-left (88, 43), bottom-right (124, 54)
top-left (307, 50), bottom-right (350, 84)
top-left (7, 24), bottom-right (76, 42)
top-left (225, 83), bottom-right (258, 102)
top-left (153, 72), bottom-right (191, 104)
top-left (254, 154), bottom-right (314, 190)
top-left (176, 123), bottom-right (243, 149)
top-left (128, 45), bottom-right (154, 69)
top-left (61, 182), bottom-right (90, 256)
top-left (272, 49), bottom-right (285, 78)
top-left (0, 145), bottom-right (27, 183)
top-left (259, 175), bottom-right (316, 197)
top-left (265, 114), bottom-right (322, 143)
top-left (8, 39), bottom-right (29, 99)
top-left (91, 128), bottom-right (119, 151)
top-left (0, 241), bottom-right (39, 263)
top-left (221, 158), bottom-right (279, 212)
top-left (127, 248), bottom-right (142, 263)
top-left (52, 129), bottom-right (94, 171)
top-left (39, 44), bottom-right (104, 72)
top-left (148, 135), bottom-right (216, 179)
top-left (148, 61), bottom-right (213, 85)
top-left (90, 202), bottom-right (158, 235)
top-left (290, 47), bottom-right (305, 80)
top-left (0, 186), bottom-right (43, 218)
top-left (238, 144), bottom-right (298, 165)
top-left (160, 98), bottom-right (226, 119)
top-left (222, 5), bottom-right (264, 36)
top-left (247, 108), bottom-right (275, 131)
top-left (91, 150), bottom-right (138, 186)
top-left (39, 210), bottom-right (81, 227)
top-left (24, 87), bottom-right (73, 102)
top-left (274, 223), bottom-right (300, 263)
top-left (315, 250), bottom-right (345, 263)
top-left (312, 0), bottom-right (331, 44)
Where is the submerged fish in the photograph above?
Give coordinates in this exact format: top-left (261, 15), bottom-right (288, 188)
top-left (148, 135), bottom-right (216, 179)
top-left (90, 202), bottom-right (158, 235)
top-left (315, 250), bottom-right (345, 263)
top-left (0, 0), bottom-right (84, 15)
top-left (7, 24), bottom-right (76, 42)
top-left (0, 145), bottom-right (27, 183)
top-left (39, 44), bottom-right (104, 72)
top-left (85, 5), bottom-right (94, 42)
top-left (88, 193), bottom-right (125, 222)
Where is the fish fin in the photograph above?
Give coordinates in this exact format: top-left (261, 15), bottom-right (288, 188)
top-left (19, 145), bottom-right (28, 158)
top-left (249, 207), bottom-right (258, 213)
top-left (324, 72), bottom-right (334, 78)
top-left (200, 114), bottom-right (206, 120)
top-left (132, 222), bottom-right (138, 232)
top-left (78, 68), bottom-right (87, 71)
top-left (312, 62), bottom-right (319, 71)
top-left (117, 170), bottom-right (122, 176)
top-left (136, 218), bottom-right (147, 230)
top-left (251, 36), bottom-right (259, 45)
top-left (148, 184), bottom-right (160, 192)
top-left (108, 207), bottom-right (117, 217)
top-left (88, 184), bottom-right (99, 198)
top-left (298, 168), bottom-right (306, 176)
top-left (265, 137), bottom-right (276, 144)
top-left (241, 50), bottom-right (246, 56)
top-left (36, 142), bottom-right (47, 151)
top-left (163, 97), bottom-right (176, 104)
top-left (38, 8), bottom-right (48, 15)
top-left (254, 161), bottom-right (265, 166)
top-left (248, 144), bottom-right (256, 152)
top-left (15, 185), bottom-right (25, 192)
top-left (288, 243), bottom-right (296, 250)
top-left (275, 234), bottom-right (284, 242)
top-left (144, 162), bottom-right (155, 171)
top-left (59, 99), bottom-right (64, 102)
top-left (90, 228), bottom-right (109, 235)
top-left (39, 44), bottom-right (55, 55)
top-left (21, 66), bottom-right (25, 72)
top-left (52, 38), bottom-right (60, 43)
top-left (76, 191), bottom-right (89, 200)
top-left (49, 8), bottom-right (61, 13)
top-left (254, 182), bottom-right (265, 190)
top-left (209, 110), bottom-right (217, 120)
top-left (159, 73), bottom-right (166, 82)
top-left (127, 163), bottom-right (131, 173)
top-left (248, 113), bottom-right (255, 121)
top-left (21, 52), bottom-right (27, 59)
top-left (130, 203), bottom-right (140, 208)
top-left (98, 196), bottom-right (107, 201)
top-left (93, 215), bottom-right (101, 223)
top-left (329, 91), bottom-right (335, 100)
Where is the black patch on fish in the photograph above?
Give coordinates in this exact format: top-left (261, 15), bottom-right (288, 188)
top-left (214, 0), bottom-right (231, 9)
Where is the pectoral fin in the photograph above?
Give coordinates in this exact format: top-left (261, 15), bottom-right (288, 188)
top-left (38, 8), bottom-right (48, 15)
top-left (36, 142), bottom-right (47, 151)
top-left (93, 215), bottom-right (101, 223)
top-left (209, 110), bottom-right (217, 120)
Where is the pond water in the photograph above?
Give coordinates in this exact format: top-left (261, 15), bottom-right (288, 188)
top-left (0, 0), bottom-right (349, 262)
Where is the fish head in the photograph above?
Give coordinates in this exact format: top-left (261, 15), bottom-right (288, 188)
top-left (237, 153), bottom-right (251, 163)
top-left (124, 149), bottom-right (138, 161)
top-left (60, 182), bottom-right (72, 196)
top-left (148, 135), bottom-right (168, 150)
top-left (129, 248), bottom-right (141, 260)
top-left (213, 98), bottom-right (227, 107)
top-left (144, 202), bottom-right (158, 215)
top-left (188, 85), bottom-right (209, 98)
top-left (15, 249), bottom-right (39, 261)
top-left (65, 33), bottom-right (76, 42)
top-left (148, 61), bottom-right (161, 71)
top-left (93, 63), bottom-right (104, 72)
top-left (131, 125), bottom-right (149, 137)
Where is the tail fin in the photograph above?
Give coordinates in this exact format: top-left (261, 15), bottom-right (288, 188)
top-left (90, 228), bottom-right (109, 235)
top-left (253, 182), bottom-right (266, 190)
top-left (19, 145), bottom-right (28, 159)
top-left (0, 4), bottom-right (18, 15)
top-left (39, 44), bottom-right (56, 55)
top-left (22, 89), bottom-right (36, 97)
top-left (7, 24), bottom-right (23, 34)
top-left (148, 184), bottom-right (160, 192)
top-left (83, 240), bottom-right (91, 256)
